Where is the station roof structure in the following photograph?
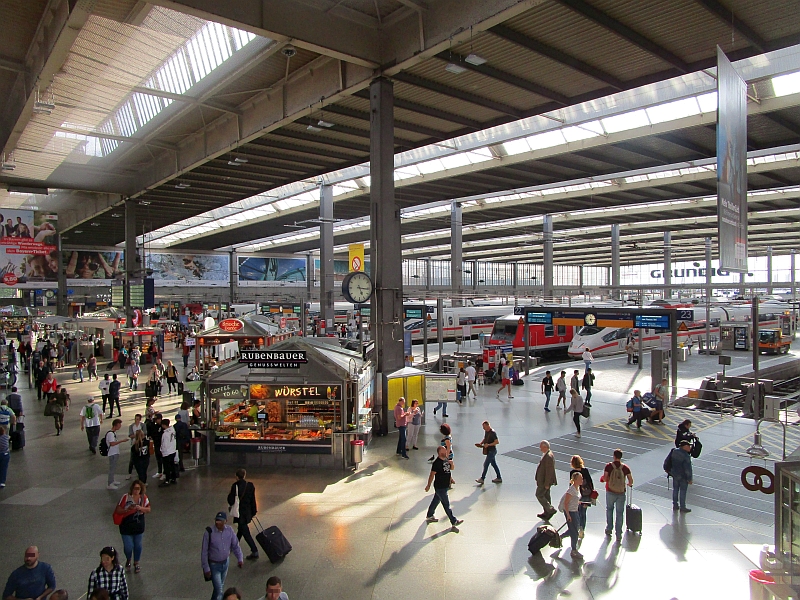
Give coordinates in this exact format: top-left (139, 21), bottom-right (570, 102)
top-left (2, 0), bottom-right (800, 267)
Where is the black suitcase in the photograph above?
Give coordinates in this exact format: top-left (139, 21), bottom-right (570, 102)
top-left (254, 519), bottom-right (292, 563)
top-left (11, 423), bottom-right (24, 450)
top-left (632, 354), bottom-right (639, 365)
top-left (528, 523), bottom-right (565, 555)
top-left (626, 489), bottom-right (642, 534)
top-left (177, 382), bottom-right (184, 395)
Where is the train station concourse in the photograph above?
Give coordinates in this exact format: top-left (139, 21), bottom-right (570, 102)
top-left (2, 1), bottom-right (800, 599)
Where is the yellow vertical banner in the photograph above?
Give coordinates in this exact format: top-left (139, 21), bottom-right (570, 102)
top-left (349, 243), bottom-right (364, 272)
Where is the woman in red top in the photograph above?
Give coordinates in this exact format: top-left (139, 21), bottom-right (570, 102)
top-left (41, 372), bottom-right (58, 401)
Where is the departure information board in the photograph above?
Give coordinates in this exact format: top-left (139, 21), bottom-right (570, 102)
top-left (635, 314), bottom-right (671, 329)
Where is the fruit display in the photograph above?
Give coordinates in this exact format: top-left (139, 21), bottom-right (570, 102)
top-left (266, 401), bottom-right (281, 421)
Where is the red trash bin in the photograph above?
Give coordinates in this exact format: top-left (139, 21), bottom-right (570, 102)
top-left (749, 569), bottom-right (775, 600)
top-left (350, 439), bottom-right (365, 464)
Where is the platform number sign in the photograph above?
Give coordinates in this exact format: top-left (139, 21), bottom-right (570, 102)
top-left (677, 309), bottom-right (694, 321)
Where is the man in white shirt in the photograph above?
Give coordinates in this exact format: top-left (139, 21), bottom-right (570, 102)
top-left (80, 396), bottom-right (103, 454)
top-left (582, 349), bottom-right (593, 373)
top-left (257, 575), bottom-right (289, 600)
top-left (105, 418), bottom-right (127, 488)
top-left (465, 362), bottom-right (477, 399)
top-left (98, 374), bottom-right (111, 416)
top-left (160, 418), bottom-right (178, 486)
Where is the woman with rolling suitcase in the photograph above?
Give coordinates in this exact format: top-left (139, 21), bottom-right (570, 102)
top-left (227, 469), bottom-right (259, 561)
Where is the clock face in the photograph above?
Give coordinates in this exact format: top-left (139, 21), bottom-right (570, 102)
top-left (584, 313), bottom-right (597, 326)
top-left (344, 272), bottom-right (373, 304)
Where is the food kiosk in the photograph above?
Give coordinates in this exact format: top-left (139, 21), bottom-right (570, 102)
top-left (206, 338), bottom-right (373, 469)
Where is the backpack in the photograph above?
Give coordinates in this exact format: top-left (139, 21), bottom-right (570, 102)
top-left (99, 431), bottom-right (111, 456)
top-left (625, 399), bottom-right (634, 412)
top-left (690, 438), bottom-right (702, 458)
top-left (607, 463), bottom-right (626, 493)
top-left (663, 449), bottom-right (674, 475)
top-left (84, 404), bottom-right (94, 420)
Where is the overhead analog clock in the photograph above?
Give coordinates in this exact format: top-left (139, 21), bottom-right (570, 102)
top-left (584, 313), bottom-right (597, 326)
top-left (341, 271), bottom-right (373, 304)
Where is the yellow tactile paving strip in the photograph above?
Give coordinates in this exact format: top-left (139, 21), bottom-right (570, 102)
top-left (720, 421), bottom-right (800, 455)
top-left (591, 408), bottom-right (724, 441)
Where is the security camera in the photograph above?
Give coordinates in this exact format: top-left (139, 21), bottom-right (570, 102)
top-left (282, 45), bottom-right (297, 58)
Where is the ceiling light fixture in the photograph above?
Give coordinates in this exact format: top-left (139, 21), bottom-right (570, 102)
top-left (317, 120), bottom-right (334, 128)
top-left (73, 230), bottom-right (82, 234)
top-left (33, 88), bottom-right (55, 115)
top-left (233, 157), bottom-right (248, 164)
top-left (445, 62), bottom-right (467, 74)
top-left (111, 213), bottom-right (122, 218)
top-left (227, 160), bottom-right (242, 166)
top-left (175, 182), bottom-right (191, 189)
top-left (90, 222), bottom-right (100, 227)
top-left (306, 124), bottom-right (323, 132)
top-left (465, 53), bottom-right (487, 66)
top-left (139, 200), bottom-right (151, 205)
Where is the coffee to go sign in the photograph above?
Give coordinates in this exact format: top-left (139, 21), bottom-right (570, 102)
top-left (239, 350), bottom-right (308, 368)
top-left (219, 319), bottom-right (244, 332)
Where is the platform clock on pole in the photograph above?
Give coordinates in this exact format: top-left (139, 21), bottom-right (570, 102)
top-left (342, 271), bottom-right (373, 304)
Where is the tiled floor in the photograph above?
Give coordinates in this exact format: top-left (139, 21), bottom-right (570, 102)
top-left (0, 349), bottom-right (777, 599)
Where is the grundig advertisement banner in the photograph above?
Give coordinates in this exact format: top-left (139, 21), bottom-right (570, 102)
top-left (717, 47), bottom-right (748, 273)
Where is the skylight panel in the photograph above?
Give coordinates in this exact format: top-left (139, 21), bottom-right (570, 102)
top-left (502, 138), bottom-right (530, 156)
top-left (697, 92), bottom-right (717, 113)
top-left (772, 71), bottom-right (800, 97)
top-left (417, 159), bottom-right (444, 175)
top-left (601, 109), bottom-right (650, 133)
top-left (466, 147), bottom-right (494, 163)
top-left (562, 120), bottom-right (604, 142)
top-left (525, 130), bottom-right (566, 150)
top-left (645, 97), bottom-right (700, 124)
top-left (439, 153), bottom-right (471, 170)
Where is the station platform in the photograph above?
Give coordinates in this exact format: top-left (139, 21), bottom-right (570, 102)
top-left (0, 345), bottom-right (782, 600)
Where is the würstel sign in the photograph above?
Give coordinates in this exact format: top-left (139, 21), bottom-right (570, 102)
top-left (238, 350), bottom-right (308, 368)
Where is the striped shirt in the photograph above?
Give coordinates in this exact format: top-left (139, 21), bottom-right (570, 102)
top-left (0, 433), bottom-right (8, 453)
top-left (87, 565), bottom-right (128, 600)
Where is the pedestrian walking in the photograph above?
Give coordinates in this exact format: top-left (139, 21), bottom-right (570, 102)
top-left (456, 367), bottom-right (467, 403)
top-left (569, 455), bottom-right (594, 540)
top-left (105, 419), bottom-right (128, 489)
top-left (555, 371), bottom-right (567, 409)
top-left (6, 386), bottom-right (23, 420)
top-left (569, 369), bottom-right (580, 395)
top-left (668, 440), bottom-right (694, 513)
top-left (465, 362), bottom-right (478, 399)
top-left (541, 370), bottom-right (554, 412)
top-left (394, 398), bottom-right (409, 459)
top-left (87, 354), bottom-right (98, 381)
top-left (41, 372), bottom-right (58, 402)
top-left (130, 430), bottom-right (150, 483)
top-left (49, 386), bottom-right (68, 435)
top-left (474, 420), bottom-right (501, 485)
top-left (174, 413), bottom-right (190, 472)
top-left (581, 348), bottom-right (593, 373)
top-left (626, 390), bottom-right (648, 429)
top-left (599, 449), bottom-right (633, 538)
top-left (146, 413), bottom-right (163, 479)
top-left (76, 355), bottom-right (87, 383)
top-left (201, 512), bottom-right (244, 600)
top-left (581, 368), bottom-right (594, 406)
top-left (406, 399), bottom-right (422, 451)
top-left (496, 359), bottom-right (514, 399)
top-left (625, 338), bottom-right (635, 364)
top-left (126, 360), bottom-right (140, 391)
top-left (127, 414), bottom-right (144, 479)
top-left (34, 360), bottom-right (48, 401)
top-left (223, 588), bottom-right (242, 600)
top-left (256, 575), bottom-right (290, 600)
top-left (80, 396), bottom-right (104, 454)
top-left (535, 440), bottom-right (557, 520)
top-left (86, 546), bottom-right (128, 600)
top-left (227, 469), bottom-right (259, 560)
top-left (114, 480), bottom-right (151, 573)
top-left (159, 418), bottom-right (177, 485)
top-left (165, 360), bottom-right (179, 394)
top-left (559, 471), bottom-right (584, 560)
top-left (0, 425), bottom-right (9, 487)
top-left (675, 419), bottom-right (696, 447)
top-left (565, 389), bottom-right (585, 438)
top-left (0, 399), bottom-right (16, 436)
top-left (99, 374), bottom-right (111, 415)
top-left (2, 546), bottom-right (56, 600)
top-left (424, 446), bottom-right (464, 532)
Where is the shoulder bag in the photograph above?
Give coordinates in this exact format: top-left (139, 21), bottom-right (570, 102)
top-left (229, 483), bottom-right (240, 519)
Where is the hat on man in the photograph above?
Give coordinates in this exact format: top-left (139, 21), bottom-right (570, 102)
top-left (175, 414), bottom-right (182, 420)
top-left (215, 511), bottom-right (227, 521)
top-left (680, 440), bottom-right (693, 448)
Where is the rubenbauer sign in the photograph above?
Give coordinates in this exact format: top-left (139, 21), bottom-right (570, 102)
top-left (716, 47), bottom-right (748, 273)
top-left (238, 350), bottom-right (308, 368)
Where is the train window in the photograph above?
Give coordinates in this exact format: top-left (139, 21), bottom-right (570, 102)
top-left (491, 322), bottom-right (517, 341)
top-left (544, 325), bottom-right (554, 337)
top-left (557, 325), bottom-right (566, 336)
top-left (448, 316), bottom-right (453, 326)
top-left (601, 330), bottom-right (617, 342)
top-left (577, 326), bottom-right (602, 336)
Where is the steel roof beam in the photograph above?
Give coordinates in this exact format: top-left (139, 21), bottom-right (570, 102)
top-left (320, 104), bottom-right (450, 139)
top-left (762, 112), bottom-right (800, 137)
top-left (654, 134), bottom-right (711, 157)
top-left (432, 52), bottom-right (570, 105)
top-left (270, 129), bottom-right (370, 153)
top-left (694, 0), bottom-right (768, 53)
top-left (391, 72), bottom-right (524, 118)
top-left (488, 25), bottom-right (625, 91)
top-left (555, 0), bottom-right (691, 73)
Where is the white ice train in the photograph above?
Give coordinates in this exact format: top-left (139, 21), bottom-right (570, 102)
top-left (403, 305), bottom-right (516, 342)
top-left (567, 302), bottom-right (790, 358)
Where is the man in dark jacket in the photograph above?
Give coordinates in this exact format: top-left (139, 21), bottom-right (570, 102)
top-left (108, 374), bottom-right (122, 418)
top-left (227, 468), bottom-right (259, 560)
top-left (34, 360), bottom-right (49, 401)
top-left (535, 440), bottom-right (557, 520)
top-left (146, 413), bottom-right (164, 479)
top-left (670, 440), bottom-right (694, 513)
top-left (173, 413), bottom-right (191, 473)
top-left (581, 368), bottom-right (595, 407)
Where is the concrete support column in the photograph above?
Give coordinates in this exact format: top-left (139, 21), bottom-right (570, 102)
top-left (450, 201), bottom-right (463, 307)
top-left (578, 265), bottom-right (584, 293)
top-left (705, 237), bottom-right (712, 352)
top-left (425, 258), bottom-right (431, 290)
top-left (124, 200), bottom-right (137, 328)
top-left (767, 246), bottom-right (773, 295)
top-left (611, 224), bottom-right (620, 301)
top-left (543, 215), bottom-right (553, 300)
top-left (229, 251), bottom-right (236, 306)
top-left (472, 260), bottom-right (478, 291)
top-left (56, 234), bottom-right (66, 316)
top-left (369, 77), bottom-right (404, 436)
top-left (792, 249), bottom-right (796, 307)
top-left (739, 272), bottom-right (746, 298)
top-left (664, 231), bottom-right (672, 299)
top-left (319, 184), bottom-right (335, 333)
top-left (305, 253), bottom-right (314, 336)
top-left (512, 262), bottom-right (518, 293)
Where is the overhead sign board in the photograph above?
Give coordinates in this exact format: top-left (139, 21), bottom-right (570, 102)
top-left (635, 314), bottom-right (671, 329)
top-left (526, 311), bottom-right (553, 324)
top-left (218, 318), bottom-right (244, 332)
top-left (239, 350), bottom-right (308, 368)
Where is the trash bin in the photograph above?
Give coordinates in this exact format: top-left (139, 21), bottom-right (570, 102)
top-left (749, 569), bottom-right (775, 600)
top-left (191, 434), bottom-right (206, 461)
top-left (350, 439), bottom-right (364, 465)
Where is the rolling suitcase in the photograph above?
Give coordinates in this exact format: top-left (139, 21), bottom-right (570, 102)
top-left (177, 382), bottom-right (184, 395)
top-left (254, 518), bottom-right (292, 563)
top-left (10, 423), bottom-right (24, 450)
top-left (625, 488), bottom-right (642, 534)
top-left (528, 522), bottom-right (566, 555)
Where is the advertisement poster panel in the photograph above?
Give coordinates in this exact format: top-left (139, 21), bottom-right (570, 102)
top-left (238, 256), bottom-right (307, 286)
top-left (147, 252), bottom-right (229, 286)
top-left (717, 47), bottom-right (748, 273)
top-left (64, 250), bottom-right (123, 285)
top-left (0, 210), bottom-right (58, 288)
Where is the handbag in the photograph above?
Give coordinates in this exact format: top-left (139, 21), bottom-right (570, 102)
top-left (148, 439), bottom-right (155, 455)
top-left (229, 485), bottom-right (240, 519)
top-left (482, 445), bottom-right (489, 455)
top-left (51, 401), bottom-right (64, 415)
top-left (72, 372), bottom-right (78, 380)
top-left (43, 401), bottom-right (53, 417)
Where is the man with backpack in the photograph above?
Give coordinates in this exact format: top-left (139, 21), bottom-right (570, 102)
top-left (201, 511), bottom-right (244, 600)
top-left (626, 390), bottom-right (648, 429)
top-left (80, 396), bottom-right (104, 454)
top-left (541, 371), bottom-right (554, 412)
top-left (102, 418), bottom-right (128, 489)
top-left (665, 440), bottom-right (693, 513)
top-left (581, 368), bottom-right (595, 407)
top-left (599, 449), bottom-right (633, 537)
top-left (555, 371), bottom-right (567, 409)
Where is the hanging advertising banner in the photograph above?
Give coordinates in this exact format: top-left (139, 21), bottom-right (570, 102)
top-left (349, 243), bottom-right (364, 272)
top-left (717, 47), bottom-right (748, 273)
top-left (64, 250), bottom-right (124, 286)
top-left (0, 210), bottom-right (58, 288)
top-left (146, 252), bottom-right (230, 286)
top-left (238, 256), bottom-right (306, 287)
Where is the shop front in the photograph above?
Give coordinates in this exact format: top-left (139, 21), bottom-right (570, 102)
top-left (206, 338), bottom-right (372, 469)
